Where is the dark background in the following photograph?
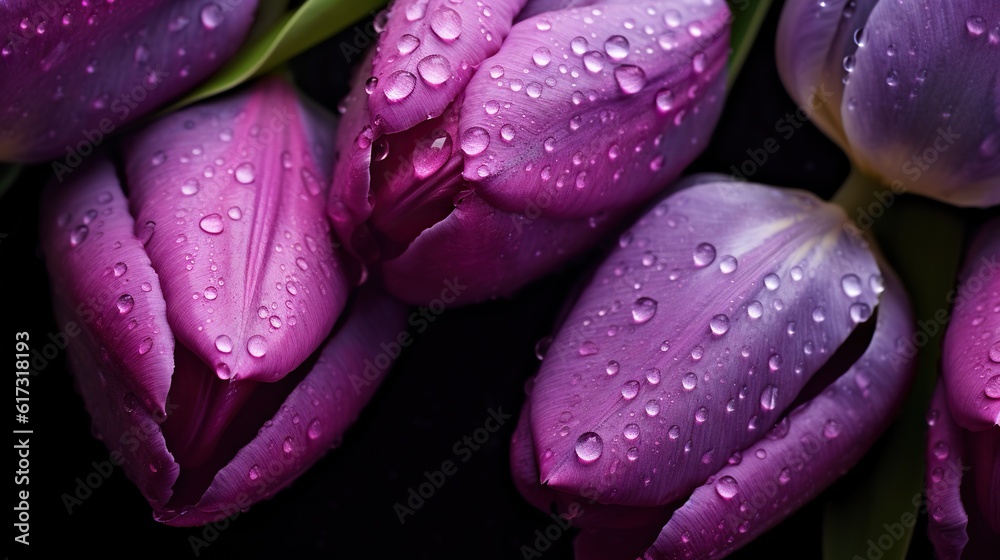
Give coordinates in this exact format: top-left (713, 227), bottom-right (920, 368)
top-left (3, 1), bottom-right (947, 559)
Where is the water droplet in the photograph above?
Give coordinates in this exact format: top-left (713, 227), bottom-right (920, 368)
top-left (695, 407), bottom-right (708, 423)
top-left (812, 307), bottom-right (826, 322)
top-left (115, 294), bottom-right (134, 314)
top-left (583, 51), bottom-right (606, 73)
top-left (571, 36), bottom-right (589, 55)
top-left (885, 70), bottom-right (899, 87)
top-left (645, 400), bottom-right (660, 417)
top-left (246, 335), bottom-right (267, 358)
top-left (199, 214), bottom-right (225, 234)
top-left (413, 131), bottom-right (453, 178)
top-left (575, 432), bottom-right (603, 463)
top-left (693, 243), bottom-right (716, 267)
top-left (307, 419), bottom-right (322, 439)
top-left (398, 34), bottom-right (420, 55)
top-left (967, 16), bottom-right (987, 36)
top-left (779, 468), bottom-right (791, 484)
top-left (138, 337), bottom-right (153, 355)
top-left (215, 335), bottom-right (233, 354)
top-left (764, 273), bottom-right (781, 291)
top-left (631, 297), bottom-right (658, 324)
top-left (614, 65), bottom-right (646, 94)
top-left (604, 35), bottom-right (630, 60)
top-left (823, 419), bottom-right (842, 439)
top-left (623, 423), bottom-right (640, 440)
top-left (748, 301), bottom-right (764, 319)
top-left (984, 375), bottom-right (1000, 399)
top-left (626, 447), bottom-right (639, 461)
top-left (112, 262), bottom-right (128, 277)
top-left (668, 425), bottom-right (681, 439)
top-left (461, 127), bottom-right (490, 156)
top-left (682, 372), bottom-right (698, 391)
top-left (621, 380), bottom-right (640, 400)
top-left (500, 124), bottom-right (516, 142)
top-left (645, 367), bottom-right (660, 385)
top-left (532, 47), bottom-right (552, 67)
top-left (234, 162), bottom-right (256, 184)
top-left (716, 476), bottom-right (739, 499)
top-left (769, 354), bottom-right (783, 371)
top-left (384, 70), bottom-right (417, 101)
top-left (606, 360), bottom-right (620, 375)
top-left (430, 7), bottom-right (462, 41)
top-left (849, 302), bottom-right (872, 323)
top-left (417, 55), bottom-right (451, 86)
top-left (760, 385), bottom-right (777, 411)
top-left (200, 3), bottom-right (223, 29)
top-left (719, 256), bottom-right (738, 274)
top-left (710, 314), bottom-right (730, 335)
top-left (655, 89), bottom-right (674, 113)
top-left (578, 341), bottom-right (599, 356)
top-left (69, 225), bottom-right (89, 247)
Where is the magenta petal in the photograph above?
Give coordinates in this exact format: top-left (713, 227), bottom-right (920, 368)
top-left (381, 191), bottom-right (625, 305)
top-left (839, 0), bottom-right (1000, 206)
top-left (0, 0), bottom-right (258, 163)
top-left (775, 0), bottom-right (879, 148)
top-left (460, 0), bottom-right (729, 217)
top-left (643, 266), bottom-right (916, 559)
top-left (926, 381), bottom-right (970, 560)
top-left (39, 155), bottom-right (179, 509)
top-left (529, 178), bottom-right (882, 507)
top-left (124, 77), bottom-right (350, 383)
top-left (156, 287), bottom-right (409, 526)
top-left (942, 217), bottom-right (1000, 431)
top-left (365, 0), bottom-right (528, 135)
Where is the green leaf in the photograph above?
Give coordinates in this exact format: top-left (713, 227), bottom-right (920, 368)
top-left (166, 0), bottom-right (387, 113)
top-left (823, 187), bottom-right (966, 560)
top-left (726, 0), bottom-right (773, 90)
top-left (0, 164), bottom-right (22, 201)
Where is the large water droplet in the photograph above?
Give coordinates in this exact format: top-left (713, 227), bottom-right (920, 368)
top-left (234, 162), bottom-right (256, 184)
top-left (682, 372), bottom-right (697, 391)
top-left (709, 314), bottom-right (730, 335)
top-left (583, 51), bottom-right (606, 73)
top-left (113, 262), bottom-right (128, 277)
top-left (621, 380), bottom-right (640, 400)
top-left (307, 418), bottom-right (322, 439)
top-left (199, 214), bottom-right (224, 234)
top-left (461, 127), bottom-right (491, 156)
top-left (575, 432), bottom-right (603, 463)
top-left (430, 7), bottom-right (462, 41)
top-left (604, 35), bottom-right (630, 60)
top-left (967, 16), bottom-right (987, 36)
top-left (397, 33), bottom-right (420, 55)
top-left (70, 225), bottom-right (89, 247)
top-left (760, 385), bottom-right (777, 411)
top-left (614, 65), bottom-right (646, 94)
top-left (693, 243), bottom-right (716, 267)
top-left (138, 337), bottom-right (153, 355)
top-left (632, 297), bottom-right (658, 324)
top-left (849, 302), bottom-right (872, 323)
top-left (532, 47), bottom-right (552, 67)
top-left (417, 55), bottom-right (451, 86)
top-left (764, 273), bottom-right (780, 291)
top-left (215, 335), bottom-right (233, 354)
top-left (414, 131), bottom-right (453, 178)
top-left (716, 476), bottom-right (739, 499)
top-left (116, 294), bottom-right (134, 314)
top-left (623, 423), bottom-right (640, 440)
top-left (984, 375), bottom-right (1000, 399)
top-left (748, 300), bottom-right (764, 319)
top-left (384, 70), bottom-right (417, 102)
top-left (823, 419), bottom-right (842, 439)
top-left (200, 3), bottom-right (223, 29)
top-left (841, 274), bottom-right (863, 297)
top-left (247, 335), bottom-right (267, 358)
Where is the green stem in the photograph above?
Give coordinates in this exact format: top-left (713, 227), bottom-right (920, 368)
top-left (823, 170), bottom-right (966, 560)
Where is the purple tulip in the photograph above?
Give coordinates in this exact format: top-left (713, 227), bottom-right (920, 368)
top-left (0, 0), bottom-right (259, 163)
top-left (510, 177), bottom-right (917, 559)
top-left (926, 218), bottom-right (1000, 558)
top-left (329, 0), bottom-right (730, 304)
top-left (39, 77), bottom-right (407, 526)
top-left (776, 0), bottom-right (1000, 207)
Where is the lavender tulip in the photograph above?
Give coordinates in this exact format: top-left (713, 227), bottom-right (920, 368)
top-left (0, 0), bottom-right (258, 163)
top-left (926, 218), bottom-right (1000, 559)
top-left (776, 0), bottom-right (1000, 207)
top-left (329, 0), bottom-right (730, 304)
top-left (511, 177), bottom-right (917, 559)
top-left (40, 77), bottom-right (406, 526)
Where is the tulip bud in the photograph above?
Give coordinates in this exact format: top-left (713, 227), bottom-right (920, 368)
top-left (511, 176), bottom-right (917, 558)
top-left (0, 0), bottom-right (259, 163)
top-left (927, 217), bottom-right (1000, 558)
top-left (39, 77), bottom-right (406, 525)
top-left (776, 0), bottom-right (1000, 207)
top-left (329, 0), bottom-right (730, 304)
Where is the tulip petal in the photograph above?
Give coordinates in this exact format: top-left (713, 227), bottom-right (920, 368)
top-left (0, 0), bottom-right (258, 162)
top-left (775, 0), bottom-right (879, 149)
top-left (641, 264), bottom-right (915, 559)
top-left (124, 77), bottom-right (350, 383)
top-left (839, 0), bottom-right (1000, 206)
top-left (942, 217), bottom-right (1000, 431)
top-left (459, 0), bottom-right (729, 218)
top-left (365, 0), bottom-right (529, 135)
top-left (381, 191), bottom-right (625, 304)
top-left (156, 287), bottom-right (409, 526)
top-left (39, 155), bottom-right (179, 509)
top-left (926, 381), bottom-right (970, 560)
top-left (529, 178), bottom-right (882, 507)
top-left (967, 427), bottom-right (1000, 535)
